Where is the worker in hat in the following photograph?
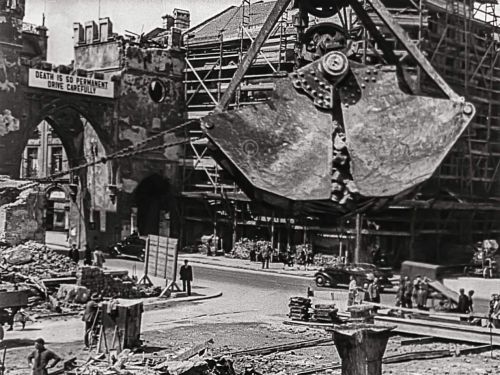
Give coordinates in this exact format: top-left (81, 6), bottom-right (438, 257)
top-left (82, 293), bottom-right (100, 349)
top-left (27, 338), bottom-right (61, 375)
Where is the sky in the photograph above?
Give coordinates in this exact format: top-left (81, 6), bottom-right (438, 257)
top-left (24, 0), bottom-right (240, 64)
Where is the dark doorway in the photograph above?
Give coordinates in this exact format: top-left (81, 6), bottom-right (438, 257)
top-left (135, 175), bottom-right (170, 236)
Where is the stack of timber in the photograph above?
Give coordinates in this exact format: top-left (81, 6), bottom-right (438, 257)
top-left (288, 297), bottom-right (311, 321)
top-left (312, 304), bottom-right (342, 323)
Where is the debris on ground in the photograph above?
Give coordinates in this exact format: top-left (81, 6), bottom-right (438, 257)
top-left (67, 349), bottom-right (237, 375)
top-left (77, 266), bottom-right (162, 298)
top-left (0, 241), bottom-right (77, 278)
top-left (230, 239), bottom-right (272, 260)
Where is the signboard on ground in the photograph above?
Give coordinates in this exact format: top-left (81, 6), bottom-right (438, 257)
top-left (139, 235), bottom-right (179, 296)
top-left (28, 68), bottom-right (115, 98)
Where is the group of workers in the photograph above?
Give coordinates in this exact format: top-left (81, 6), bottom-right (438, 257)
top-left (396, 276), bottom-right (430, 310)
top-left (67, 243), bottom-right (106, 268)
top-left (347, 275), bottom-right (381, 307)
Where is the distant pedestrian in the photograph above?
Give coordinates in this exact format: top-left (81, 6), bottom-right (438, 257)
top-left (416, 285), bottom-right (426, 310)
top-left (84, 244), bottom-right (92, 266)
top-left (27, 338), bottom-right (61, 375)
top-left (411, 277), bottom-right (421, 307)
top-left (306, 252), bottom-right (314, 270)
top-left (403, 276), bottom-right (413, 308)
top-left (92, 247), bottom-right (105, 268)
top-left (362, 283), bottom-right (371, 303)
top-left (249, 247), bottom-right (256, 262)
top-left (67, 245), bottom-right (74, 261)
top-left (261, 248), bottom-right (270, 269)
top-left (70, 244), bottom-right (79, 264)
top-left (298, 249), bottom-right (307, 270)
top-left (82, 293), bottom-right (100, 349)
top-left (467, 290), bottom-right (475, 313)
top-left (264, 246), bottom-right (273, 269)
top-left (395, 279), bottom-right (404, 307)
top-left (368, 278), bottom-right (380, 313)
top-left (287, 252), bottom-right (294, 268)
top-left (457, 288), bottom-right (468, 313)
top-left (457, 288), bottom-right (469, 321)
top-left (180, 260), bottom-right (193, 296)
top-left (347, 276), bottom-right (357, 306)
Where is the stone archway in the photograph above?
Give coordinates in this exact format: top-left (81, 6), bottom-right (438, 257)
top-left (17, 103), bottom-right (113, 249)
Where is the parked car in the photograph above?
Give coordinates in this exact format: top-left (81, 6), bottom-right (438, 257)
top-left (107, 233), bottom-right (146, 261)
top-left (314, 263), bottom-right (393, 290)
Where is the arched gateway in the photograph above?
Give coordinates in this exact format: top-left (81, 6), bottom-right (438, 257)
top-left (0, 1), bottom-right (186, 247)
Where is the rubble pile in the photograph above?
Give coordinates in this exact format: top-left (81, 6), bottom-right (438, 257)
top-left (288, 297), bottom-right (311, 322)
top-left (312, 254), bottom-right (343, 267)
top-left (230, 238), bottom-right (272, 260)
top-left (1, 241), bottom-right (77, 278)
top-left (68, 350), bottom-right (236, 375)
top-left (77, 266), bottom-right (161, 299)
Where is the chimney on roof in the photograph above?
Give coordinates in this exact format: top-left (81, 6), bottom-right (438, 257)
top-left (84, 21), bottom-right (98, 44)
top-left (99, 17), bottom-right (113, 42)
top-left (173, 8), bottom-right (190, 30)
top-left (73, 22), bottom-right (84, 46)
top-left (162, 14), bottom-right (175, 30)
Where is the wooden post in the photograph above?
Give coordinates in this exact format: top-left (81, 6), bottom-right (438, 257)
top-left (354, 214), bottom-right (362, 263)
top-left (232, 202), bottom-right (237, 251)
top-left (270, 211), bottom-right (275, 261)
top-left (331, 325), bottom-right (394, 375)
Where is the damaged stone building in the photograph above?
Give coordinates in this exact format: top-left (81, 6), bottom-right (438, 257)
top-left (0, 0), bottom-right (189, 247)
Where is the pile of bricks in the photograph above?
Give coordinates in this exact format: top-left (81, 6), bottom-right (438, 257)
top-left (76, 266), bottom-right (160, 298)
top-left (76, 266), bottom-right (105, 294)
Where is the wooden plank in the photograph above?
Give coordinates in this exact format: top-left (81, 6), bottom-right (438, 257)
top-left (374, 315), bottom-right (500, 346)
top-left (225, 337), bottom-right (332, 356)
top-left (458, 344), bottom-right (496, 356)
top-left (400, 336), bottom-right (435, 346)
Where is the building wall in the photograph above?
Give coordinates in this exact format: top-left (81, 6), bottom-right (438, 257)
top-left (0, 186), bottom-right (45, 245)
top-left (0, 1), bottom-right (188, 248)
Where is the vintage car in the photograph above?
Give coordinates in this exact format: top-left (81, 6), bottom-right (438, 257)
top-left (107, 233), bottom-right (146, 261)
top-left (314, 263), bottom-right (393, 290)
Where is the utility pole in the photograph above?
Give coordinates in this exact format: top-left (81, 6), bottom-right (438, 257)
top-left (354, 213), bottom-right (362, 263)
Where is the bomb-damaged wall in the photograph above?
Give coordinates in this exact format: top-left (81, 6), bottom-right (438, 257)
top-left (68, 26), bottom-right (187, 246)
top-left (0, 178), bottom-right (45, 246)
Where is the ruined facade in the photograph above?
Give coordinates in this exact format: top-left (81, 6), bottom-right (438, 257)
top-left (0, 0), bottom-right (188, 248)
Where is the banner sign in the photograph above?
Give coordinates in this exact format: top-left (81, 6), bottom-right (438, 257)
top-left (145, 235), bottom-right (179, 282)
top-left (28, 69), bottom-right (115, 98)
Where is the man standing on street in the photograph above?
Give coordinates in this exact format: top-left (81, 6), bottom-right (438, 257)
top-left (180, 260), bottom-right (193, 296)
top-left (27, 338), bottom-right (61, 375)
top-left (347, 276), bottom-right (357, 306)
top-left (403, 276), bottom-right (413, 308)
top-left (82, 293), bottom-right (100, 349)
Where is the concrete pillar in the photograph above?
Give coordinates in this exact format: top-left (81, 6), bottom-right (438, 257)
top-left (331, 325), bottom-right (394, 375)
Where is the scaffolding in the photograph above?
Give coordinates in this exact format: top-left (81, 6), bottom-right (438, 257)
top-left (180, 0), bottom-right (297, 252)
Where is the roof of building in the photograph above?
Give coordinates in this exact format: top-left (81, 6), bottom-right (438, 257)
top-left (185, 1), bottom-right (279, 44)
